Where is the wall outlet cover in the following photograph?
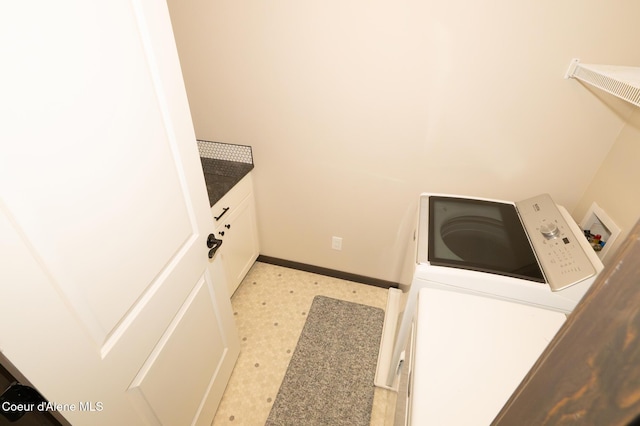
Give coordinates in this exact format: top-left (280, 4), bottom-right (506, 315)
top-left (331, 236), bottom-right (342, 251)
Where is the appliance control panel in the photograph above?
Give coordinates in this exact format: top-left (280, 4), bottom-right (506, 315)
top-left (516, 193), bottom-right (596, 291)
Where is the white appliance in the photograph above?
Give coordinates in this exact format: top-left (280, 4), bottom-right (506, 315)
top-left (394, 288), bottom-right (566, 426)
top-left (375, 193), bottom-right (604, 390)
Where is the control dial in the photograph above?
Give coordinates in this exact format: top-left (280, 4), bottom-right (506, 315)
top-left (540, 222), bottom-right (560, 239)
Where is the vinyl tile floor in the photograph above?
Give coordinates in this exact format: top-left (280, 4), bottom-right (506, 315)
top-left (212, 261), bottom-right (397, 426)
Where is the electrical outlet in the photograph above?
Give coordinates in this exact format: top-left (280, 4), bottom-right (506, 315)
top-left (331, 236), bottom-right (342, 251)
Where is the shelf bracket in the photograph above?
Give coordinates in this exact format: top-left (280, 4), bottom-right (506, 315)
top-left (564, 58), bottom-right (581, 79)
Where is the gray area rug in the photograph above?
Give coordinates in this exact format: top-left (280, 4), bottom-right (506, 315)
top-left (266, 295), bottom-right (385, 426)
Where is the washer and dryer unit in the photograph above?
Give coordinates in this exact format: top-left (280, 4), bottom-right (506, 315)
top-left (375, 193), bottom-right (604, 424)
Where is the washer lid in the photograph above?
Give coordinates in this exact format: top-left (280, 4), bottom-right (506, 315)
top-left (427, 195), bottom-right (545, 282)
top-left (410, 288), bottom-right (565, 425)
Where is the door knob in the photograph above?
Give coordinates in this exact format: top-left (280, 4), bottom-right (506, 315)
top-left (208, 245), bottom-right (222, 259)
top-left (207, 233), bottom-right (223, 248)
top-left (206, 233), bottom-right (223, 258)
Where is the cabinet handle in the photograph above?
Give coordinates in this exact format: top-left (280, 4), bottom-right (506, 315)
top-left (218, 231), bottom-right (225, 236)
top-left (214, 207), bottom-right (230, 221)
top-left (225, 224), bottom-right (231, 229)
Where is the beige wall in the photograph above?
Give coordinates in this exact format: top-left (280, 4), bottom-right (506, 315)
top-left (167, 0), bottom-right (640, 283)
top-left (573, 107), bottom-right (640, 265)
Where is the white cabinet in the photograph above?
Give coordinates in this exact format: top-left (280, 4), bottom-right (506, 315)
top-left (210, 172), bottom-right (259, 296)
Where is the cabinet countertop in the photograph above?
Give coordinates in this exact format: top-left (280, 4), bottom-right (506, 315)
top-left (200, 157), bottom-right (254, 207)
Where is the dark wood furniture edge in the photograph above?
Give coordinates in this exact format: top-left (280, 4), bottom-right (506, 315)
top-left (493, 220), bottom-right (640, 425)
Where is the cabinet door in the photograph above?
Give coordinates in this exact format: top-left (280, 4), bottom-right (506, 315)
top-left (220, 193), bottom-right (260, 296)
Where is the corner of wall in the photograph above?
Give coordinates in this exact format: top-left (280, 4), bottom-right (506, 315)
top-left (572, 108), bottom-right (640, 264)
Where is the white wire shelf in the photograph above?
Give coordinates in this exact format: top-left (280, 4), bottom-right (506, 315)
top-left (565, 58), bottom-right (640, 107)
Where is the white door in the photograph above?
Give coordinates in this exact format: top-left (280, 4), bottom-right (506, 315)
top-left (0, 1), bottom-right (239, 425)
